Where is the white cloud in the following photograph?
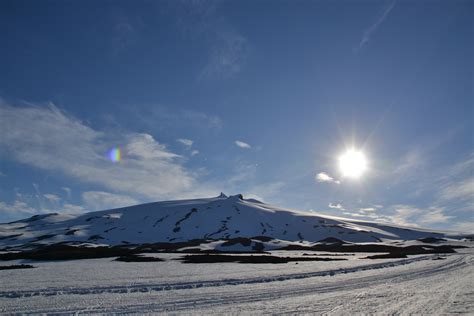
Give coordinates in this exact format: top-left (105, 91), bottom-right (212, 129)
top-left (43, 194), bottom-right (60, 202)
top-left (235, 140), bottom-right (251, 149)
top-left (378, 205), bottom-right (452, 227)
top-left (357, 0), bottom-right (396, 51)
top-left (126, 133), bottom-right (180, 160)
top-left (328, 203), bottom-right (344, 210)
top-left (433, 155), bottom-right (474, 213)
top-left (315, 172), bottom-right (340, 184)
top-left (0, 196), bottom-right (85, 221)
top-left (359, 207), bottom-right (376, 213)
top-left (177, 138), bottom-right (194, 147)
top-left (440, 177), bottom-right (474, 204)
top-left (419, 207), bottom-right (453, 225)
top-left (343, 212), bottom-right (366, 218)
top-left (453, 222), bottom-right (474, 234)
top-left (0, 101), bottom-right (217, 200)
top-left (0, 200), bottom-right (37, 217)
top-left (386, 205), bottom-right (420, 226)
top-left (62, 203), bottom-right (85, 214)
top-left (82, 191), bottom-right (138, 211)
top-left (191, 149), bottom-right (199, 156)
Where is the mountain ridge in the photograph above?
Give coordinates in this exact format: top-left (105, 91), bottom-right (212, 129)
top-left (0, 193), bottom-right (467, 251)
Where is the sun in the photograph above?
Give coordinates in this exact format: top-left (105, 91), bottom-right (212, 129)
top-left (338, 149), bottom-right (368, 179)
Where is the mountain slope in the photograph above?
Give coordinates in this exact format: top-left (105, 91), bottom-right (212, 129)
top-left (0, 193), bottom-right (462, 250)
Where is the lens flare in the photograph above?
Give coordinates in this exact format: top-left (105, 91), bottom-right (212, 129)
top-left (108, 147), bottom-right (121, 163)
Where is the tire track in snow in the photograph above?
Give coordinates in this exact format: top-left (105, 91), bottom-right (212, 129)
top-left (55, 254), bottom-right (471, 314)
top-left (0, 255), bottom-right (437, 299)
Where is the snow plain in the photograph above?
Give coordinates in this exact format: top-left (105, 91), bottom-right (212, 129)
top-left (1, 247), bottom-right (472, 314)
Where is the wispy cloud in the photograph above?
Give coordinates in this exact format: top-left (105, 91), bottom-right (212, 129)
top-left (177, 138), bottom-right (194, 147)
top-left (82, 191), bottom-right (138, 211)
top-left (200, 27), bottom-right (249, 79)
top-left (174, 0), bottom-right (218, 36)
top-left (182, 110), bottom-right (223, 130)
top-left (111, 14), bottom-right (143, 56)
top-left (328, 202), bottom-right (344, 210)
top-left (62, 187), bottom-right (72, 198)
top-left (0, 200), bottom-right (37, 218)
top-left (243, 181), bottom-right (286, 203)
top-left (131, 106), bottom-right (223, 133)
top-left (315, 172), bottom-right (340, 184)
top-left (436, 156), bottom-right (474, 210)
top-left (418, 207), bottom-right (453, 225)
top-left (235, 140), bottom-right (251, 149)
top-left (370, 204), bottom-right (453, 227)
top-left (43, 194), bottom-right (60, 202)
top-left (177, 138), bottom-right (201, 157)
top-left (0, 191), bottom-right (85, 221)
top-left (0, 101), bottom-right (218, 201)
top-left (175, 1), bottom-right (248, 80)
top-left (453, 222), bottom-right (474, 234)
top-left (357, 0), bottom-right (397, 51)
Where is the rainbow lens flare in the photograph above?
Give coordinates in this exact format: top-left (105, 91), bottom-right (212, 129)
top-left (108, 147), bottom-right (121, 163)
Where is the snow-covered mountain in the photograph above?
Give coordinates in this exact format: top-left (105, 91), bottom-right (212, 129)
top-left (0, 193), bottom-right (462, 250)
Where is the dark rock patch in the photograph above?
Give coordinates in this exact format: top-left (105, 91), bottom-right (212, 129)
top-left (175, 208), bottom-right (198, 227)
top-left (417, 237), bottom-right (447, 243)
top-left (364, 253), bottom-right (408, 259)
top-left (0, 244), bottom-right (134, 261)
top-left (115, 254), bottom-right (164, 262)
top-left (35, 234), bottom-right (56, 241)
top-left (221, 237), bottom-right (252, 247)
top-left (0, 234), bottom-right (23, 240)
top-left (317, 237), bottom-right (345, 244)
top-left (279, 243), bottom-right (463, 256)
top-left (179, 254), bottom-right (347, 264)
top-left (88, 235), bottom-right (104, 241)
top-left (251, 236), bottom-right (273, 242)
top-left (252, 242), bottom-right (264, 252)
top-left (153, 215), bottom-right (169, 227)
top-left (104, 227), bottom-right (117, 233)
top-left (0, 264), bottom-right (35, 270)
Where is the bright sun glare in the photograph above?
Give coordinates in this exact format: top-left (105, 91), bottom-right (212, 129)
top-left (338, 149), bottom-right (368, 179)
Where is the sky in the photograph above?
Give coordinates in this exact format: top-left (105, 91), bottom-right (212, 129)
top-left (0, 0), bottom-right (472, 232)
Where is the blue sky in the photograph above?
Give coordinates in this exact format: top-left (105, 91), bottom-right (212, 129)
top-left (0, 0), bottom-right (472, 231)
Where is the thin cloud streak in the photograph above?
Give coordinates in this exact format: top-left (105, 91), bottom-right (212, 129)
top-left (357, 0), bottom-right (397, 51)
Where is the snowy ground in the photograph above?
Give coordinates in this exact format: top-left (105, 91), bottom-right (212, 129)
top-left (0, 247), bottom-right (473, 314)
